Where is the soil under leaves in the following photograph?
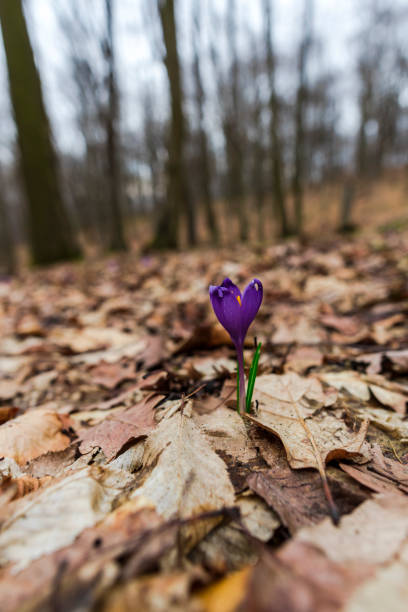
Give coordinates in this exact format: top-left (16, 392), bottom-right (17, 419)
top-left (0, 235), bottom-right (408, 611)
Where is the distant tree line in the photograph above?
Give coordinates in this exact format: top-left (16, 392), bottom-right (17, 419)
top-left (0, 0), bottom-right (407, 270)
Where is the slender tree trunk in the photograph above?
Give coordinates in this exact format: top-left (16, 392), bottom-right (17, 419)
top-left (249, 47), bottom-right (265, 242)
top-left (0, 180), bottom-right (14, 275)
top-left (192, 4), bottom-right (219, 244)
top-left (105, 0), bottom-right (127, 251)
top-left (152, 0), bottom-right (195, 249)
top-left (338, 179), bottom-right (356, 233)
top-left (292, 0), bottom-right (313, 237)
top-left (0, 0), bottom-right (81, 265)
top-left (227, 0), bottom-right (247, 243)
top-left (264, 0), bottom-right (290, 237)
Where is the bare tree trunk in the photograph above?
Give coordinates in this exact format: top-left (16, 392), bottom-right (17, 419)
top-left (338, 178), bottom-right (356, 233)
top-left (152, 0), bottom-right (195, 249)
top-left (226, 0), bottom-right (247, 242)
top-left (0, 175), bottom-right (14, 275)
top-left (249, 45), bottom-right (265, 242)
top-left (104, 0), bottom-right (127, 252)
top-left (264, 0), bottom-right (290, 238)
top-left (192, 4), bottom-right (219, 244)
top-left (292, 0), bottom-right (313, 237)
top-left (0, 0), bottom-right (81, 265)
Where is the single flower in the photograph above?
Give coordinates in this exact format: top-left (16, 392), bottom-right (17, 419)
top-left (209, 278), bottom-right (263, 414)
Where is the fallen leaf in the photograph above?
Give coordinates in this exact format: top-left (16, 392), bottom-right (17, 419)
top-left (197, 567), bottom-right (252, 612)
top-left (298, 493), bottom-right (408, 564)
top-left (78, 396), bottom-right (161, 461)
top-left (102, 572), bottom-right (200, 612)
top-left (0, 406), bottom-right (18, 425)
top-left (193, 406), bottom-right (257, 463)
top-left (88, 360), bottom-right (137, 390)
top-left (0, 407), bottom-right (71, 465)
top-left (15, 313), bottom-right (45, 337)
top-left (0, 465), bottom-right (134, 570)
top-left (339, 462), bottom-right (403, 496)
top-left (284, 346), bottom-right (323, 373)
top-left (248, 433), bottom-right (368, 532)
top-left (131, 401), bottom-right (235, 550)
top-left (0, 501), bottom-right (164, 610)
top-left (247, 373), bottom-right (368, 470)
top-left (49, 327), bottom-right (136, 354)
top-left (320, 313), bottom-right (362, 336)
top-left (319, 371), bottom-right (408, 414)
top-left (241, 543), bottom-right (370, 612)
top-left (0, 380), bottom-right (20, 401)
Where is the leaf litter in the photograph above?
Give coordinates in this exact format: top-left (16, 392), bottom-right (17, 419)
top-left (0, 236), bottom-right (408, 610)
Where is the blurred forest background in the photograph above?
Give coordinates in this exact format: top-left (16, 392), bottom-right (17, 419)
top-left (0, 0), bottom-right (408, 271)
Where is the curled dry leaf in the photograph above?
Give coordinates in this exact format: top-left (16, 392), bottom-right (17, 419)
top-left (131, 401), bottom-right (235, 551)
top-left (0, 407), bottom-right (71, 466)
top-left (247, 373), bottom-right (369, 471)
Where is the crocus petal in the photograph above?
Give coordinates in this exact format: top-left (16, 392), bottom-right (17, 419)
top-left (221, 278), bottom-right (242, 302)
top-left (241, 278), bottom-right (263, 337)
top-left (209, 284), bottom-right (242, 345)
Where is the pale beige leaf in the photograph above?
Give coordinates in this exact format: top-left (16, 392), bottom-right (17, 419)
top-left (346, 560), bottom-right (408, 612)
top-left (354, 406), bottom-right (408, 440)
top-left (0, 465), bottom-right (135, 571)
top-left (319, 371), bottom-right (408, 414)
top-left (298, 494), bottom-right (408, 565)
top-left (319, 371), bottom-right (370, 401)
top-left (248, 373), bottom-right (368, 470)
top-left (0, 408), bottom-right (70, 465)
top-left (193, 406), bottom-right (257, 463)
top-left (132, 402), bottom-right (235, 549)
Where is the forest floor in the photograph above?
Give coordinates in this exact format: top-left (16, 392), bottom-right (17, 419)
top-left (0, 229), bottom-right (408, 611)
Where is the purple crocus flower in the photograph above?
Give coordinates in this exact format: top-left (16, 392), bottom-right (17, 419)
top-left (209, 278), bottom-right (263, 414)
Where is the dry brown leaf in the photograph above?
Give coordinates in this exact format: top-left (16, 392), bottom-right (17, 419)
top-left (88, 360), bottom-right (137, 390)
top-left (320, 313), bottom-right (362, 336)
top-left (0, 501), bottom-right (164, 611)
top-left (0, 380), bottom-right (20, 401)
top-left (78, 396), bottom-right (161, 461)
top-left (319, 371), bottom-right (408, 414)
top-left (188, 356), bottom-right (236, 379)
top-left (131, 401), bottom-right (235, 550)
top-left (248, 433), bottom-right (368, 533)
top-left (339, 462), bottom-right (404, 496)
top-left (0, 406), bottom-right (18, 425)
top-left (0, 407), bottom-right (71, 465)
top-left (284, 346), bottom-right (323, 373)
top-left (247, 373), bottom-right (368, 470)
top-left (0, 465), bottom-right (135, 571)
top-left (49, 327), bottom-right (137, 354)
top-left (193, 405), bottom-right (257, 463)
top-left (241, 543), bottom-right (371, 612)
top-left (297, 493), bottom-right (408, 564)
top-left (102, 572), bottom-right (201, 612)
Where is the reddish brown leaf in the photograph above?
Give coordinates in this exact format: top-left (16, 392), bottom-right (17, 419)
top-left (78, 396), bottom-right (162, 461)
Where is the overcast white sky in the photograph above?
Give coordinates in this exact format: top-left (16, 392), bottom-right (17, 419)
top-left (0, 0), bottom-right (406, 162)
